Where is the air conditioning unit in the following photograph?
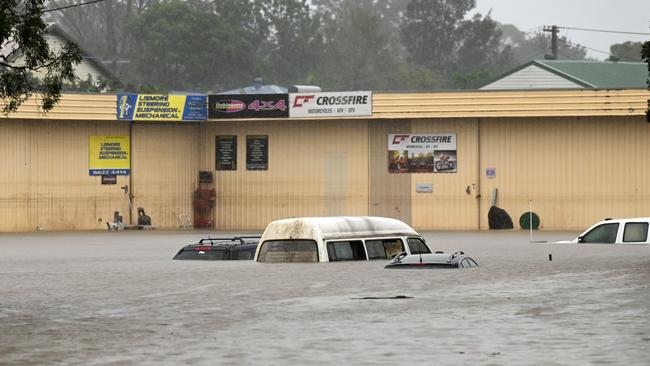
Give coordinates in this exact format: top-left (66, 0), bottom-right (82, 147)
top-left (289, 85), bottom-right (322, 93)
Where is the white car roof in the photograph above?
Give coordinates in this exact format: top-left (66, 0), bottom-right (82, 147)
top-left (593, 217), bottom-right (650, 224)
top-left (261, 216), bottom-right (419, 242)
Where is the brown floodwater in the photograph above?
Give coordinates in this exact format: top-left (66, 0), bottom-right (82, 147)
top-left (0, 230), bottom-right (648, 365)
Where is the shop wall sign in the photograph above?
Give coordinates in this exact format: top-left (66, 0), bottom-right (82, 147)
top-left (117, 94), bottom-right (207, 121)
top-left (89, 135), bottom-right (130, 175)
top-left (209, 94), bottom-right (288, 119)
top-left (246, 135), bottom-right (268, 170)
top-left (388, 133), bottom-right (457, 173)
top-left (289, 91), bottom-right (372, 117)
top-left (216, 135), bottom-right (237, 171)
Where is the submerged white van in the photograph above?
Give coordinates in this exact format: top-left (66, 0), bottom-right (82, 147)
top-left (254, 216), bottom-right (431, 262)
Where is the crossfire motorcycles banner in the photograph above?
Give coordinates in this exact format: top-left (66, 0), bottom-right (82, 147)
top-left (289, 91), bottom-right (372, 117)
top-left (117, 94), bottom-right (207, 121)
top-left (388, 133), bottom-right (457, 173)
top-left (208, 94), bottom-right (289, 118)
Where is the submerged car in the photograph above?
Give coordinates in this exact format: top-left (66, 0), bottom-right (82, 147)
top-left (558, 217), bottom-right (650, 244)
top-left (173, 236), bottom-right (261, 260)
top-left (385, 250), bottom-right (478, 269)
top-left (254, 216), bottom-right (432, 263)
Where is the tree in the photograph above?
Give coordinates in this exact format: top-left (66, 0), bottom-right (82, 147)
top-left (312, 1), bottom-right (406, 90)
top-left (451, 13), bottom-right (512, 88)
top-left (257, 0), bottom-right (324, 86)
top-left (127, 0), bottom-right (259, 91)
top-left (400, 0), bottom-right (510, 89)
top-left (498, 25), bottom-right (587, 65)
top-left (47, 0), bottom-right (157, 82)
top-left (400, 0), bottom-right (475, 71)
top-left (0, 0), bottom-right (82, 113)
top-left (610, 41), bottom-right (643, 62)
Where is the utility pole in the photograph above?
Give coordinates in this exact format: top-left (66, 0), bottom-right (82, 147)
top-left (542, 25), bottom-right (559, 60)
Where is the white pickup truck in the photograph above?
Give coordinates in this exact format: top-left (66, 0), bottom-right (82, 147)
top-left (559, 217), bottom-right (650, 244)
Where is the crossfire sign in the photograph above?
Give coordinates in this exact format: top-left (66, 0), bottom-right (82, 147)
top-left (289, 91), bottom-right (372, 117)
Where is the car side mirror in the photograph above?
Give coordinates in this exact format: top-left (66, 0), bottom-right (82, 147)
top-left (577, 236), bottom-right (585, 243)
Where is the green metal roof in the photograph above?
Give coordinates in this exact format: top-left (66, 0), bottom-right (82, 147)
top-left (534, 60), bottom-right (647, 88)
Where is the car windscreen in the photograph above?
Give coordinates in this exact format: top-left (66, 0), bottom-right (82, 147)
top-left (257, 240), bottom-right (318, 262)
top-left (407, 237), bottom-right (431, 254)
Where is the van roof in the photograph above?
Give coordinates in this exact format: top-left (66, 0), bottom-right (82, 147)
top-left (261, 216), bottom-right (419, 241)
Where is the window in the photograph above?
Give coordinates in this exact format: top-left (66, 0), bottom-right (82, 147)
top-left (230, 248), bottom-right (254, 260)
top-left (581, 223), bottom-right (619, 243)
top-left (623, 222), bottom-right (648, 242)
top-left (257, 240), bottom-right (318, 262)
top-left (327, 241), bottom-right (367, 261)
top-left (174, 248), bottom-right (227, 260)
top-left (407, 238), bottom-right (431, 254)
top-left (365, 239), bottom-right (405, 259)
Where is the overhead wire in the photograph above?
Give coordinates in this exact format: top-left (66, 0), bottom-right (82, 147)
top-left (557, 26), bottom-right (650, 36)
top-left (43, 0), bottom-right (109, 13)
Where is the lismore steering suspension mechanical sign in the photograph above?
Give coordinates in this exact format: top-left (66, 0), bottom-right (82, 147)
top-left (289, 91), bottom-right (372, 117)
top-left (117, 94), bottom-right (207, 121)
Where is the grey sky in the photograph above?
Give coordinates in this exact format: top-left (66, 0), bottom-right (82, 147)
top-left (472, 0), bottom-right (650, 60)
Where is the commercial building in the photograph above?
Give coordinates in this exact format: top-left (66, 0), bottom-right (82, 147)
top-left (1, 88), bottom-right (649, 232)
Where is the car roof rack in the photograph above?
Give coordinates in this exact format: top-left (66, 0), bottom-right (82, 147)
top-left (198, 236), bottom-right (261, 245)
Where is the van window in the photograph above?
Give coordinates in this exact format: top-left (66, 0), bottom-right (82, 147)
top-left (257, 240), bottom-right (318, 262)
top-left (623, 222), bottom-right (648, 242)
top-left (582, 223), bottom-right (619, 243)
top-left (407, 238), bottom-right (431, 254)
top-left (365, 239), bottom-right (405, 259)
top-left (326, 241), bottom-right (367, 261)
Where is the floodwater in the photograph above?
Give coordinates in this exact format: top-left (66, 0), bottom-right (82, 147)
top-left (0, 230), bottom-right (648, 365)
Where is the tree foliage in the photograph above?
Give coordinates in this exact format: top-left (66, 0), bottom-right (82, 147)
top-left (642, 40), bottom-right (650, 87)
top-left (40, 0), bottom-right (635, 93)
top-left (127, 0), bottom-right (261, 91)
top-left (499, 25), bottom-right (587, 64)
top-left (0, 0), bottom-right (82, 113)
top-left (610, 41), bottom-right (643, 62)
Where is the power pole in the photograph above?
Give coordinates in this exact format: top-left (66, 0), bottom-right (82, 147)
top-left (542, 25), bottom-right (559, 60)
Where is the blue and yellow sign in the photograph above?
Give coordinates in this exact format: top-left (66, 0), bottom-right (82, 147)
top-left (89, 136), bottom-right (131, 176)
top-left (117, 94), bottom-right (207, 121)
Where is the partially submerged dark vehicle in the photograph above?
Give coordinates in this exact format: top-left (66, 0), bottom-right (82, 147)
top-left (173, 236), bottom-right (260, 260)
top-left (385, 250), bottom-right (478, 269)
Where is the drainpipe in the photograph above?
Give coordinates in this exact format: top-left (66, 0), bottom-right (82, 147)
top-left (476, 118), bottom-right (481, 230)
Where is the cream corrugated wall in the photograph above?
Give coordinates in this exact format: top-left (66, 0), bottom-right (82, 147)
top-left (410, 118), bottom-right (480, 229)
top-left (131, 123), bottom-right (199, 229)
top-left (202, 120), bottom-right (369, 230)
top-left (478, 116), bottom-right (650, 230)
top-left (368, 120), bottom-right (412, 224)
top-left (0, 119), bottom-right (130, 231)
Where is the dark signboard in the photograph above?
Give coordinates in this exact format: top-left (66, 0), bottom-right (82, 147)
top-left (246, 135), bottom-right (268, 170)
top-left (216, 135), bottom-right (237, 170)
top-left (208, 94), bottom-right (288, 119)
top-left (101, 175), bottom-right (117, 185)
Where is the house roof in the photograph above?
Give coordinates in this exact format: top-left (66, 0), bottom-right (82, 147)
top-left (47, 24), bottom-right (119, 83)
top-left (484, 60), bottom-right (648, 89)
